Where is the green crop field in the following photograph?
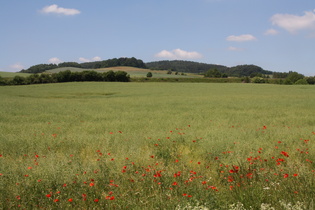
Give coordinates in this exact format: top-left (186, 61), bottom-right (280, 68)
top-left (0, 82), bottom-right (315, 209)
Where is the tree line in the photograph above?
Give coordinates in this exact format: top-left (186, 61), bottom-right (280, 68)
top-left (146, 60), bottom-right (227, 74)
top-left (19, 57), bottom-right (146, 74)
top-left (146, 61), bottom-right (274, 77)
top-left (0, 70), bottom-right (130, 86)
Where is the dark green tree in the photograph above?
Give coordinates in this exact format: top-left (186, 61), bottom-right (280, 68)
top-left (146, 72), bottom-right (153, 77)
top-left (284, 71), bottom-right (304, 84)
top-left (204, 69), bottom-right (222, 78)
top-left (306, 76), bottom-right (315, 85)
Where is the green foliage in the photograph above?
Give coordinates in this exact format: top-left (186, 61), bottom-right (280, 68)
top-left (146, 61), bottom-right (274, 78)
top-left (242, 76), bottom-right (250, 83)
top-left (285, 71), bottom-right (304, 84)
top-left (146, 72), bottom-right (153, 78)
top-left (0, 76), bottom-right (5, 85)
top-left (294, 79), bottom-right (308, 85)
top-left (81, 57), bottom-right (146, 69)
top-left (251, 77), bottom-right (265, 83)
top-left (146, 60), bottom-right (228, 74)
top-left (19, 58), bottom-right (146, 74)
top-left (114, 71), bottom-right (130, 82)
top-left (20, 64), bottom-right (58, 74)
top-left (272, 72), bottom-right (289, 78)
top-left (58, 62), bottom-right (81, 68)
top-left (2, 70), bottom-right (130, 86)
top-left (306, 76), bottom-right (315, 85)
top-left (204, 68), bottom-right (223, 78)
top-left (224, 65), bottom-right (272, 77)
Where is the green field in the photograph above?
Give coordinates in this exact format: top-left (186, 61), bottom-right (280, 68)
top-left (1, 82), bottom-right (315, 209)
top-left (0, 71), bottom-right (31, 78)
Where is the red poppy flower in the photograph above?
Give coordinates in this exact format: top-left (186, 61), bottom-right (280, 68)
top-left (281, 151), bottom-right (289, 157)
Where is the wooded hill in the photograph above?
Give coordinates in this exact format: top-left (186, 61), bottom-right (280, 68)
top-left (146, 60), bottom-right (273, 77)
top-left (19, 57), bottom-right (146, 74)
top-left (20, 57), bottom-right (275, 78)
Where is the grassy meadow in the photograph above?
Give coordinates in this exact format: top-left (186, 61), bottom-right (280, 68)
top-left (0, 82), bottom-right (315, 209)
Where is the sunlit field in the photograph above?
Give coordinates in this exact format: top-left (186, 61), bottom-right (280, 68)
top-left (0, 82), bottom-right (315, 209)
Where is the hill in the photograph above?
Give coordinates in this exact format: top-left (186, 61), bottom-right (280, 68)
top-left (146, 60), bottom-right (273, 77)
top-left (146, 60), bottom-right (228, 74)
top-left (20, 57), bottom-right (146, 74)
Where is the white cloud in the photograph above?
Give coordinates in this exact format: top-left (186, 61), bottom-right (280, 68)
top-left (92, 56), bottom-right (102, 61)
top-left (227, 46), bottom-right (245, 51)
top-left (155, 49), bottom-right (203, 59)
top-left (48, 57), bottom-right (62, 64)
top-left (270, 10), bottom-right (315, 33)
top-left (226, 34), bottom-right (257, 42)
top-left (40, 4), bottom-right (81, 16)
top-left (79, 57), bottom-right (91, 63)
top-left (9, 63), bottom-right (24, 71)
top-left (264, 29), bottom-right (279, 35)
top-left (79, 56), bottom-right (102, 63)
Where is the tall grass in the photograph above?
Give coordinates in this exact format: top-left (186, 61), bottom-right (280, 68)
top-left (0, 82), bottom-right (314, 209)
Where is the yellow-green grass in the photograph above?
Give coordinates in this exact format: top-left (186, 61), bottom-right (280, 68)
top-left (0, 71), bottom-right (31, 78)
top-left (0, 83), bottom-right (315, 209)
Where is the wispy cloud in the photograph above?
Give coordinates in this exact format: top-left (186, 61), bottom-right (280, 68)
top-left (79, 56), bottom-right (102, 63)
top-left (155, 49), bottom-right (203, 60)
top-left (270, 10), bottom-right (315, 33)
top-left (48, 57), bottom-right (62, 64)
top-left (226, 34), bottom-right (256, 42)
top-left (9, 63), bottom-right (24, 71)
top-left (227, 46), bottom-right (245, 51)
top-left (264, 29), bottom-right (279, 36)
top-left (40, 4), bottom-right (81, 16)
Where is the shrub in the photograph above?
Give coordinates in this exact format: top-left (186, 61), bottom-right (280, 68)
top-left (146, 72), bottom-right (153, 78)
top-left (294, 79), bottom-right (308, 85)
top-left (306, 76), bottom-right (315, 85)
top-left (251, 77), bottom-right (265, 83)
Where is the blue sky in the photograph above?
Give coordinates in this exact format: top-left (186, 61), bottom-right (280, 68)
top-left (1, 0), bottom-right (315, 76)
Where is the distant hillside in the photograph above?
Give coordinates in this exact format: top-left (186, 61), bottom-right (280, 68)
top-left (146, 60), bottom-right (273, 77)
top-left (20, 57), bottom-right (146, 74)
top-left (19, 57), bottom-right (274, 77)
top-left (146, 60), bottom-right (228, 74)
top-left (221, 65), bottom-right (273, 77)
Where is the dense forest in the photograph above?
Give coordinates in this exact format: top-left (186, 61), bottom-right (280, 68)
top-left (19, 57), bottom-right (146, 74)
